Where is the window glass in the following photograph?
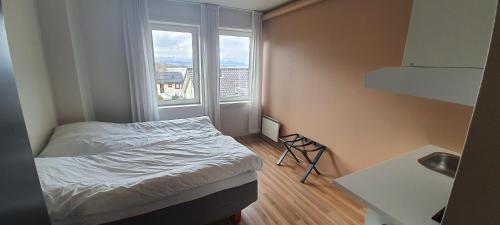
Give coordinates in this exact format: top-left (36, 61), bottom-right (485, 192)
top-left (152, 29), bottom-right (198, 104)
top-left (219, 34), bottom-right (251, 100)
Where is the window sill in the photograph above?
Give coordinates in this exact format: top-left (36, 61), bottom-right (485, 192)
top-left (158, 104), bottom-right (202, 110)
top-left (220, 100), bottom-right (251, 105)
top-left (158, 101), bottom-right (250, 110)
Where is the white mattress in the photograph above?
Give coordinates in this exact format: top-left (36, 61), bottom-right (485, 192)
top-left (35, 117), bottom-right (262, 225)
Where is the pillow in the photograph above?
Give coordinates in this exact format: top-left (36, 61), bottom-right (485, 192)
top-left (38, 122), bottom-right (132, 157)
top-left (38, 116), bottom-right (220, 158)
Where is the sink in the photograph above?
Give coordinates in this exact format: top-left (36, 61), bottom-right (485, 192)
top-left (418, 152), bottom-right (460, 178)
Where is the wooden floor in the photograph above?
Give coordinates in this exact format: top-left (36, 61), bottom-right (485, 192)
top-left (215, 135), bottom-right (366, 225)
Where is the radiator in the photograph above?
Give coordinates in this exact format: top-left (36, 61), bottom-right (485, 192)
top-left (261, 116), bottom-right (280, 142)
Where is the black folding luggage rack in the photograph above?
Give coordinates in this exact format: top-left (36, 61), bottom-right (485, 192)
top-left (276, 133), bottom-right (327, 183)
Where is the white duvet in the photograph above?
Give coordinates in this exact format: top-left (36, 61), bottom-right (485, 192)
top-left (35, 117), bottom-right (262, 225)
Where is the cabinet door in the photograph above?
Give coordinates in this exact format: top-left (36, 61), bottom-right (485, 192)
top-left (0, 2), bottom-right (51, 225)
top-left (403, 0), bottom-right (497, 68)
top-left (442, 5), bottom-right (500, 224)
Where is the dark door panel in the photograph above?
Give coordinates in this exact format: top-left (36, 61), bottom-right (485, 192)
top-left (0, 1), bottom-right (51, 224)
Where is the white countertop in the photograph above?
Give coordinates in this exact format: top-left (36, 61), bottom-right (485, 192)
top-left (334, 145), bottom-right (459, 225)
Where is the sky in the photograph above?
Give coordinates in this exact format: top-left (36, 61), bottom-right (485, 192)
top-left (152, 30), bottom-right (250, 67)
top-left (219, 35), bottom-right (250, 67)
top-left (152, 30), bottom-right (193, 60)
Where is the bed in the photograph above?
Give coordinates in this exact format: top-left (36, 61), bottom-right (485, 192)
top-left (35, 117), bottom-right (262, 225)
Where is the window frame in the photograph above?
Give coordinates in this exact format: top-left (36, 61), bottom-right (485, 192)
top-left (150, 22), bottom-right (201, 107)
top-left (219, 28), bottom-right (253, 102)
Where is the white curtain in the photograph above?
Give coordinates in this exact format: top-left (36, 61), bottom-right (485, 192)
top-left (200, 4), bottom-right (221, 129)
top-left (123, 0), bottom-right (159, 122)
top-left (248, 12), bottom-right (263, 134)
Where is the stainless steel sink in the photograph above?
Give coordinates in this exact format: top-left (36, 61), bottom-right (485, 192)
top-left (418, 152), bottom-right (460, 178)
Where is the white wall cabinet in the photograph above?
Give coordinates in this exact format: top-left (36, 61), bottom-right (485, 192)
top-left (365, 0), bottom-right (498, 106)
top-left (403, 0), bottom-right (497, 68)
top-left (365, 67), bottom-right (484, 106)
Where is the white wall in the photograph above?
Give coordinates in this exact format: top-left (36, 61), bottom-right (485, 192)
top-left (148, 0), bottom-right (253, 30)
top-left (73, 0), bottom-right (253, 136)
top-left (77, 0), bottom-right (132, 123)
top-left (0, 0), bottom-right (252, 156)
top-left (148, 0), bottom-right (201, 25)
top-left (66, 0), bottom-right (95, 121)
top-left (37, 0), bottom-right (94, 124)
top-left (28, 0), bottom-right (253, 136)
top-left (3, 0), bottom-right (58, 155)
top-left (220, 102), bottom-right (250, 136)
top-left (220, 7), bottom-right (252, 29)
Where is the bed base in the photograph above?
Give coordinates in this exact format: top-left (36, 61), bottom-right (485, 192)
top-left (105, 181), bottom-right (257, 225)
top-left (229, 211), bottom-right (242, 224)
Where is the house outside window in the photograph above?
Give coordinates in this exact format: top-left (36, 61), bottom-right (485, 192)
top-left (151, 23), bottom-right (200, 105)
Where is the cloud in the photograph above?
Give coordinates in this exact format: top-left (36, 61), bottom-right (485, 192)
top-left (152, 30), bottom-right (193, 59)
top-left (152, 30), bottom-right (250, 67)
top-left (220, 35), bottom-right (250, 67)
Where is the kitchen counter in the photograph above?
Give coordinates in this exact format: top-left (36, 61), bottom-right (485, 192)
top-left (334, 145), bottom-right (459, 225)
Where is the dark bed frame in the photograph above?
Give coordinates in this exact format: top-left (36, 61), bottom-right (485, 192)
top-left (104, 181), bottom-right (257, 225)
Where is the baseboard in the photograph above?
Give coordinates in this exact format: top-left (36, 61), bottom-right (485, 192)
top-left (258, 134), bottom-right (282, 150)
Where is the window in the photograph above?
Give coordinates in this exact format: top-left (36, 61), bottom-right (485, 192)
top-left (219, 29), bottom-right (251, 101)
top-left (151, 23), bottom-right (200, 106)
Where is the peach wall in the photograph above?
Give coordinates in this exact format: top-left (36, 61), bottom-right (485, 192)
top-left (262, 0), bottom-right (473, 176)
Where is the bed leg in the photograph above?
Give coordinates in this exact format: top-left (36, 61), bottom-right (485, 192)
top-left (230, 211), bottom-right (241, 224)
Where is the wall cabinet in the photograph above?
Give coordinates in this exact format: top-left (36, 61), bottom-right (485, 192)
top-left (365, 67), bottom-right (483, 106)
top-left (403, 0), bottom-right (497, 68)
top-left (365, 0), bottom-right (498, 106)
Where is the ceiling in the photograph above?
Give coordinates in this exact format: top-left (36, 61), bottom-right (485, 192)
top-left (173, 0), bottom-right (293, 11)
